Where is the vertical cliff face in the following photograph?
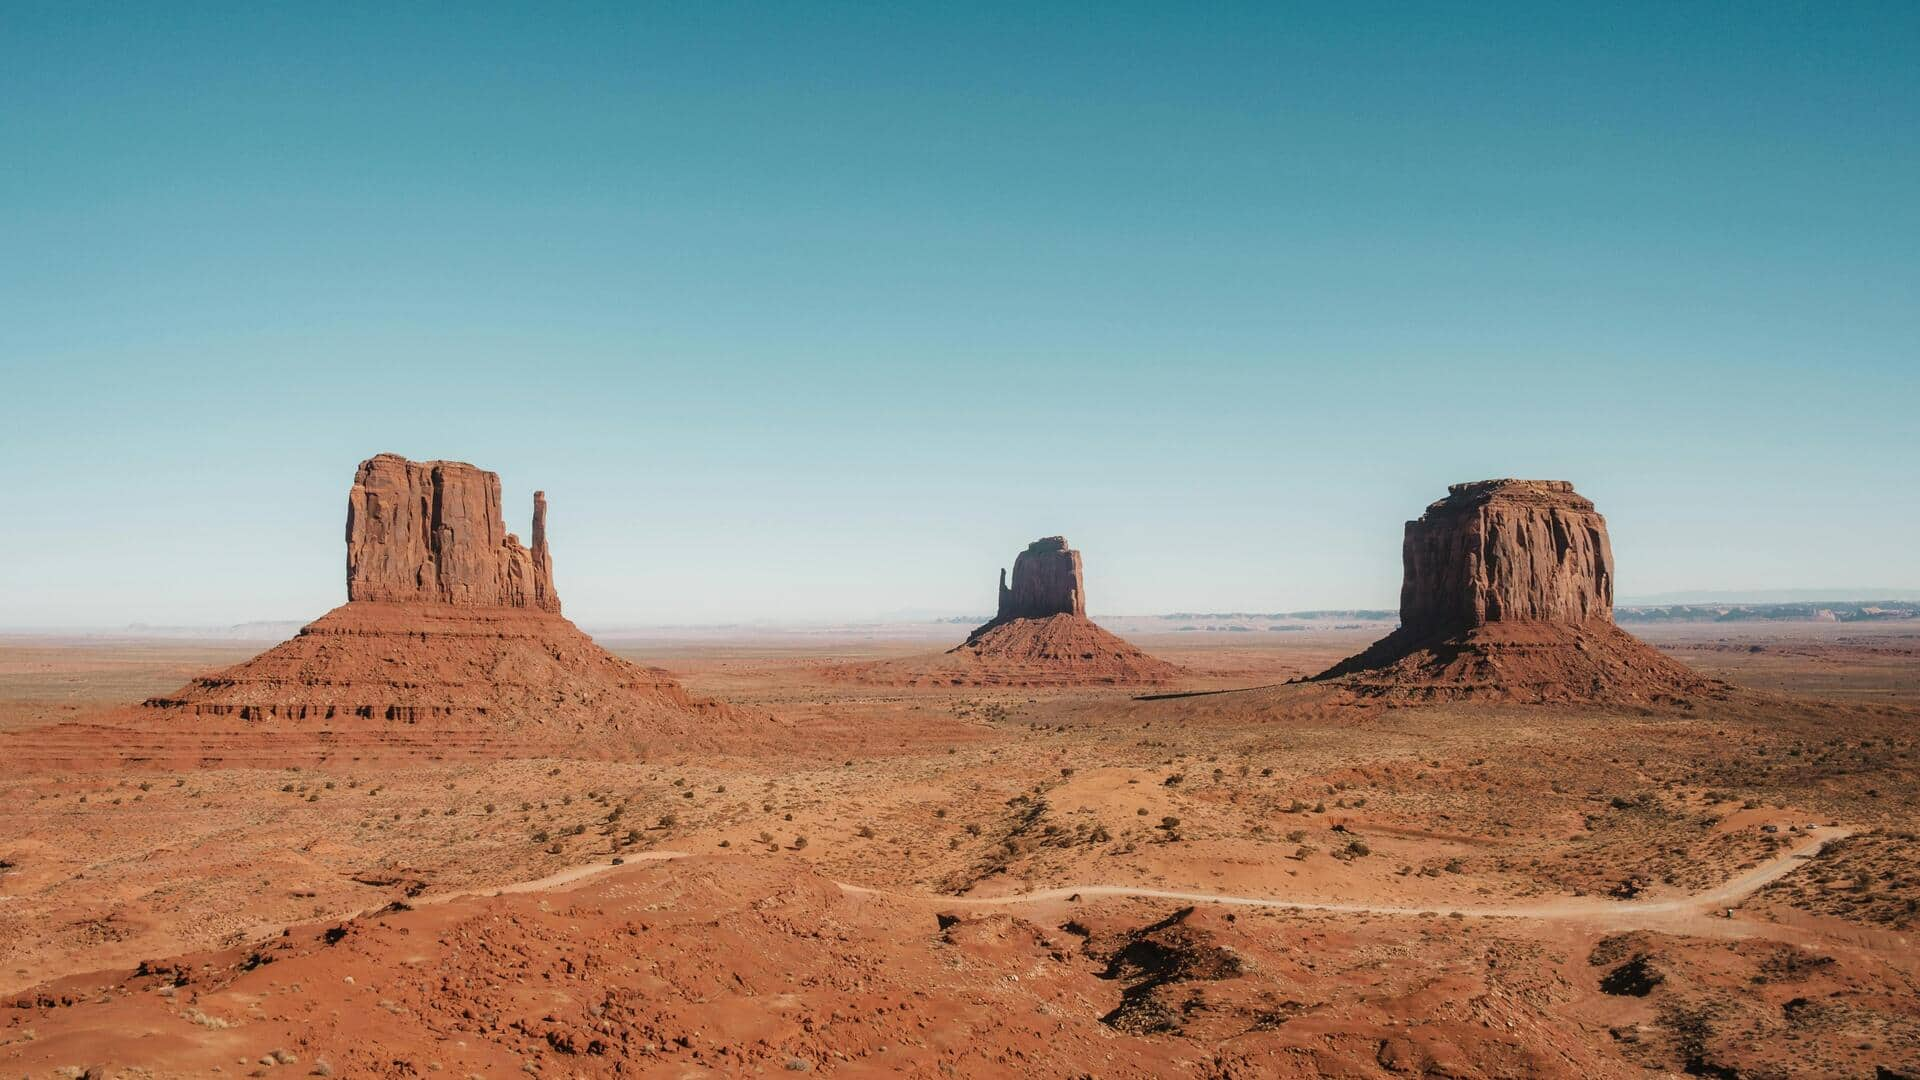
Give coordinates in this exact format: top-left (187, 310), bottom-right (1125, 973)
top-left (995, 537), bottom-right (1086, 621)
top-left (1398, 480), bottom-right (1612, 637)
top-left (345, 454), bottom-right (561, 613)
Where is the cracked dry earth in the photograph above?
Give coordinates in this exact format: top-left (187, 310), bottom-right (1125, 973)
top-left (1, 624), bottom-right (1917, 1078)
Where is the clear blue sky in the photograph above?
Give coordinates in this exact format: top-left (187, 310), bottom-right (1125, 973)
top-left (3, 3), bottom-right (1915, 627)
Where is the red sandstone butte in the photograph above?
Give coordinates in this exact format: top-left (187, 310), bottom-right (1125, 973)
top-left (945, 537), bottom-right (1178, 686)
top-left (347, 453), bottom-right (559, 613)
top-left (1317, 479), bottom-right (1718, 703)
top-left (993, 536), bottom-right (1087, 622)
top-left (114, 453), bottom-right (749, 758)
top-left (820, 536), bottom-right (1178, 687)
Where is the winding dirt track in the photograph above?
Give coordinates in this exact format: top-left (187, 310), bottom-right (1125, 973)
top-left (919, 826), bottom-right (1849, 921)
top-left (437, 826), bottom-right (1848, 935)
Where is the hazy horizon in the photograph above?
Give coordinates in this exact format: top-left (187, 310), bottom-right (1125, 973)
top-left (7, 588), bottom-right (1920, 635)
top-left (5, 5), bottom-right (1916, 626)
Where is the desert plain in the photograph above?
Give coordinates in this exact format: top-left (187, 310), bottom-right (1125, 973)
top-left (1, 614), bottom-right (1916, 1078)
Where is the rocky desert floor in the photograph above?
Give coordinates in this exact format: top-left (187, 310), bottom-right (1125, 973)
top-left (1, 622), bottom-right (1916, 1078)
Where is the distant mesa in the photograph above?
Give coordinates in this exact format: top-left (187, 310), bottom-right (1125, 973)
top-left (1314, 479), bottom-right (1720, 704)
top-left (113, 453), bottom-right (750, 760)
top-left (950, 536), bottom-right (1178, 685)
top-left (833, 536), bottom-right (1178, 687)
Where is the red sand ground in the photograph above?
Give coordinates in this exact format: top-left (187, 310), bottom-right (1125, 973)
top-left (1, 623), bottom-right (1916, 1077)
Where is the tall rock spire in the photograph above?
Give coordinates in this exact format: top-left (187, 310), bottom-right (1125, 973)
top-left (531, 490), bottom-right (556, 613)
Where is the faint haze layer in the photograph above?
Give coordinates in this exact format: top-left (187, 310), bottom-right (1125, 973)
top-left (2, 3), bottom-right (1915, 626)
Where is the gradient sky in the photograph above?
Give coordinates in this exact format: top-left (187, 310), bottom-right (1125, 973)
top-left (3, 3), bottom-right (1916, 627)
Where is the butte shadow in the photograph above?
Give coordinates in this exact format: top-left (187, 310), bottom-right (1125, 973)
top-left (831, 536), bottom-right (1181, 688)
top-left (59, 454), bottom-right (763, 763)
top-left (1312, 480), bottom-right (1723, 705)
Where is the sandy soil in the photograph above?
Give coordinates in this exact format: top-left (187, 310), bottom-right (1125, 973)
top-left (1, 622), bottom-right (1915, 1077)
